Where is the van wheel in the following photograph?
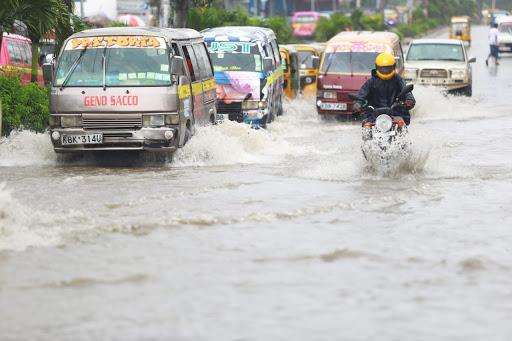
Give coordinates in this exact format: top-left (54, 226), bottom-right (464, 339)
top-left (184, 125), bottom-right (191, 145)
top-left (277, 98), bottom-right (283, 116)
top-left (260, 114), bottom-right (269, 128)
top-left (464, 85), bottom-right (472, 97)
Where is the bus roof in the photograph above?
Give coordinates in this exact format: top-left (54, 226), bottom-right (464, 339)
top-left (451, 16), bottom-right (470, 23)
top-left (328, 31), bottom-right (400, 45)
top-left (69, 27), bottom-right (203, 41)
top-left (201, 26), bottom-right (276, 44)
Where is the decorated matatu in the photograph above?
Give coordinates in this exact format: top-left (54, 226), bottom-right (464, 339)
top-left (47, 27), bottom-right (216, 153)
top-left (0, 32), bottom-right (43, 86)
top-left (202, 26), bottom-right (284, 128)
top-left (316, 31), bottom-right (404, 117)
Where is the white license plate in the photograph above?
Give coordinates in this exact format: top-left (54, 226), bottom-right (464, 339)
top-left (320, 102), bottom-right (347, 111)
top-left (61, 133), bottom-right (103, 145)
top-left (215, 113), bottom-right (229, 123)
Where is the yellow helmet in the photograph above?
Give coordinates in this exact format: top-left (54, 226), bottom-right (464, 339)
top-left (375, 52), bottom-right (396, 80)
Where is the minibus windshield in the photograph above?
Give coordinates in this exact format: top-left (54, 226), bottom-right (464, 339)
top-left (321, 52), bottom-right (379, 74)
top-left (207, 42), bottom-right (262, 72)
top-left (55, 36), bottom-right (171, 87)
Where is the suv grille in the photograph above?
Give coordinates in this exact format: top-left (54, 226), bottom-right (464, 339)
top-left (420, 69), bottom-right (448, 78)
top-left (82, 114), bottom-right (142, 130)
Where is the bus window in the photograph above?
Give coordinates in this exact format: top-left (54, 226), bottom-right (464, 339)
top-left (193, 43), bottom-right (213, 79)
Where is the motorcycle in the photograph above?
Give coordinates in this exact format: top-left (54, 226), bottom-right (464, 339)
top-left (349, 84), bottom-right (414, 164)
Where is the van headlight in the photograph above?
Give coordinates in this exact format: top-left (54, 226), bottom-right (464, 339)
top-left (49, 115), bottom-right (60, 127)
top-left (258, 101), bottom-right (268, 110)
top-left (143, 114), bottom-right (165, 127)
top-left (242, 101), bottom-right (259, 110)
top-left (375, 114), bottom-right (393, 132)
top-left (323, 91), bottom-right (337, 99)
top-left (403, 68), bottom-right (418, 79)
top-left (165, 113), bottom-right (179, 125)
top-left (451, 69), bottom-right (467, 79)
top-left (60, 115), bottom-right (82, 128)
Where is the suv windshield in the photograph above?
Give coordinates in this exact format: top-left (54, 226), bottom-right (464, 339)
top-left (55, 36), bottom-right (171, 87)
top-left (407, 43), bottom-right (465, 62)
top-left (207, 42), bottom-right (262, 72)
top-left (321, 52), bottom-right (379, 74)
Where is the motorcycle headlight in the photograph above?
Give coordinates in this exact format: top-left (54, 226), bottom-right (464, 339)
top-left (143, 114), bottom-right (165, 127)
top-left (451, 69), bottom-right (467, 79)
top-left (403, 68), bottom-right (418, 79)
top-left (375, 114), bottom-right (393, 132)
top-left (60, 115), bottom-right (82, 128)
top-left (323, 91), bottom-right (337, 99)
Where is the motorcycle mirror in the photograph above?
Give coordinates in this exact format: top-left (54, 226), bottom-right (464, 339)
top-left (396, 84), bottom-right (414, 100)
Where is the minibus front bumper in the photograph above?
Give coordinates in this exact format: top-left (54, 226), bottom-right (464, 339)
top-left (50, 127), bottom-right (179, 153)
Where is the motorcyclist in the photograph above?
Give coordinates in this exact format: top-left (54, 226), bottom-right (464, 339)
top-left (353, 52), bottom-right (415, 125)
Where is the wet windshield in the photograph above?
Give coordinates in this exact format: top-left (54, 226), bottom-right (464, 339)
top-left (407, 44), bottom-right (465, 61)
top-left (298, 50), bottom-right (315, 69)
top-left (321, 52), bottom-right (379, 74)
top-left (207, 42), bottom-right (262, 72)
top-left (55, 36), bottom-right (171, 87)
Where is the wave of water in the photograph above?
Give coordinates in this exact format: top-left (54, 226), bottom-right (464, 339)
top-left (0, 131), bottom-right (56, 167)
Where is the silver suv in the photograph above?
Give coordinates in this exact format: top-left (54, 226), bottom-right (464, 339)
top-left (403, 39), bottom-right (475, 96)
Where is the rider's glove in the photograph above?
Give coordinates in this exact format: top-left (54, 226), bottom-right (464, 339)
top-left (353, 102), bottom-right (362, 112)
top-left (405, 99), bottom-right (415, 109)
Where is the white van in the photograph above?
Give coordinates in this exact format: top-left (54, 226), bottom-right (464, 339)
top-left (497, 16), bottom-right (512, 52)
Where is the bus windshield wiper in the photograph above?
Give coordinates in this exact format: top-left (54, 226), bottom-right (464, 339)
top-left (60, 47), bottom-right (88, 90)
top-left (102, 46), bottom-right (107, 90)
top-left (322, 45), bottom-right (339, 75)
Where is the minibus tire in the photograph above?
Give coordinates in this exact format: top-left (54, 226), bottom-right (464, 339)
top-left (260, 114), bottom-right (269, 128)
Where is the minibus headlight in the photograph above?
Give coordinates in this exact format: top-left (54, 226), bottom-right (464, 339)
top-left (258, 101), bottom-right (268, 110)
top-left (323, 91), bottom-right (337, 99)
top-left (143, 115), bottom-right (165, 127)
top-left (49, 115), bottom-right (60, 127)
top-left (242, 101), bottom-right (259, 110)
top-left (165, 113), bottom-right (180, 125)
top-left (60, 115), bottom-right (82, 128)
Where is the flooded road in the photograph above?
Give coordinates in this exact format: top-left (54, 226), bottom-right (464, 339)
top-left (1, 26), bottom-right (512, 340)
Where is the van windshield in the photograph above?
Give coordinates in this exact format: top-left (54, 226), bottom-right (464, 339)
top-left (55, 36), bottom-right (171, 87)
top-left (207, 42), bottom-right (262, 72)
top-left (406, 43), bottom-right (464, 61)
top-left (321, 52), bottom-right (379, 74)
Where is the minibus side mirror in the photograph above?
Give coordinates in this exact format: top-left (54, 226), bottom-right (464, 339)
top-left (468, 56), bottom-right (476, 63)
top-left (170, 55), bottom-right (185, 76)
top-left (42, 57), bottom-right (55, 86)
top-left (311, 56), bottom-right (320, 69)
top-left (263, 57), bottom-right (274, 72)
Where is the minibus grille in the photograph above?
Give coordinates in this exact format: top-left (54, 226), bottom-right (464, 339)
top-left (420, 69), bottom-right (448, 78)
top-left (82, 114), bottom-right (142, 130)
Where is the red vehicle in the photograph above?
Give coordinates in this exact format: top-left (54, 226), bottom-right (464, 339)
top-left (292, 11), bottom-right (321, 38)
top-left (316, 31), bottom-right (404, 118)
top-left (0, 32), bottom-right (43, 85)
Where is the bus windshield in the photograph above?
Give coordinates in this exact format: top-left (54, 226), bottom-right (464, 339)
top-left (55, 36), bottom-right (171, 87)
top-left (207, 42), bottom-right (262, 72)
top-left (321, 52), bottom-right (379, 74)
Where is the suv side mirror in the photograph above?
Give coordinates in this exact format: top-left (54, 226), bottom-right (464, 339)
top-left (311, 56), bottom-right (320, 69)
top-left (263, 57), bottom-right (274, 72)
top-left (170, 55), bottom-right (185, 76)
top-left (468, 56), bottom-right (476, 63)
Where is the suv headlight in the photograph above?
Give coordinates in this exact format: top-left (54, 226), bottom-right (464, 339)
top-left (403, 68), bottom-right (418, 79)
top-left (323, 91), bottom-right (337, 99)
top-left (60, 115), bottom-right (82, 128)
top-left (143, 114), bottom-right (165, 127)
top-left (451, 69), bottom-right (467, 79)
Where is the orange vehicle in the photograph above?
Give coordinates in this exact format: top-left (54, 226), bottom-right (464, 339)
top-left (0, 32), bottom-right (43, 85)
top-left (316, 31), bottom-right (404, 117)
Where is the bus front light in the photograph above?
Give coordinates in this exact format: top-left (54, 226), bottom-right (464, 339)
top-left (60, 115), bottom-right (82, 128)
top-left (143, 115), bottom-right (165, 127)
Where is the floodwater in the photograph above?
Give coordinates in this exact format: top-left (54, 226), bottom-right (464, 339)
top-left (1, 26), bottom-right (512, 340)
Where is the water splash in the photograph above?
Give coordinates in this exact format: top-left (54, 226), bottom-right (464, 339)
top-left (0, 131), bottom-right (55, 167)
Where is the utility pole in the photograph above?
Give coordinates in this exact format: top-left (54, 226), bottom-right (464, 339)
top-left (356, 0), bottom-right (361, 8)
top-left (311, 0), bottom-right (316, 11)
top-left (80, 0), bottom-right (84, 17)
top-left (492, 0), bottom-right (496, 9)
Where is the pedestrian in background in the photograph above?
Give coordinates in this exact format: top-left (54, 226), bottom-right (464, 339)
top-left (486, 23), bottom-right (500, 66)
